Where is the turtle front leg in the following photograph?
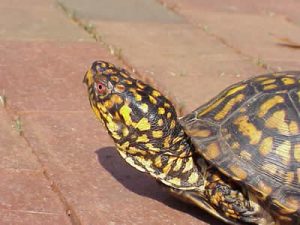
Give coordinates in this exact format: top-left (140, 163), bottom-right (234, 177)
top-left (204, 172), bottom-right (274, 225)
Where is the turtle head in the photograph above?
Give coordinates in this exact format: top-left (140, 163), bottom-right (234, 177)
top-left (84, 61), bottom-right (201, 189)
top-left (83, 61), bottom-right (178, 140)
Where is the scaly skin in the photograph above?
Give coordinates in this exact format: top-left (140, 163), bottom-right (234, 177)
top-left (83, 61), bottom-right (271, 224)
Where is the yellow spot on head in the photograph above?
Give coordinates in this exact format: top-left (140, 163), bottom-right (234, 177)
top-left (149, 95), bottom-right (157, 104)
top-left (136, 134), bottom-right (149, 142)
top-left (163, 136), bottom-right (171, 148)
top-left (170, 120), bottom-right (176, 129)
top-left (104, 100), bottom-right (114, 109)
top-left (129, 88), bottom-right (137, 95)
top-left (110, 75), bottom-right (119, 82)
top-left (140, 103), bottom-right (148, 113)
top-left (167, 112), bottom-right (172, 118)
top-left (100, 62), bottom-right (107, 68)
top-left (115, 84), bottom-right (126, 93)
top-left (85, 70), bottom-right (94, 86)
top-left (120, 104), bottom-right (132, 126)
top-left (158, 107), bottom-right (165, 114)
top-left (120, 72), bottom-right (129, 78)
top-left (111, 132), bottom-right (121, 140)
top-left (122, 127), bottom-right (129, 137)
top-left (152, 130), bottom-right (163, 138)
top-left (124, 80), bottom-right (133, 85)
top-left (230, 165), bottom-right (248, 180)
top-left (117, 141), bottom-right (130, 149)
top-left (164, 103), bottom-right (170, 108)
top-left (152, 90), bottom-right (161, 97)
top-left (92, 105), bottom-right (101, 119)
top-left (157, 119), bottom-right (163, 126)
top-left (136, 118), bottom-right (151, 131)
top-left (136, 81), bottom-right (146, 89)
top-left (135, 93), bottom-right (142, 101)
top-left (110, 94), bottom-right (123, 104)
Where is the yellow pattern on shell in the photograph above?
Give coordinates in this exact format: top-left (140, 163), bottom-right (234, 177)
top-left (205, 143), bottom-right (220, 160)
top-left (265, 110), bottom-right (290, 135)
top-left (275, 141), bottom-right (291, 164)
top-left (230, 165), bottom-right (248, 180)
top-left (233, 115), bottom-right (262, 145)
top-left (263, 84), bottom-right (278, 90)
top-left (214, 94), bottom-right (245, 121)
top-left (294, 144), bottom-right (300, 162)
top-left (258, 95), bottom-right (284, 117)
top-left (259, 137), bottom-right (273, 156)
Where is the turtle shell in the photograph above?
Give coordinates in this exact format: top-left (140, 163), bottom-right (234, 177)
top-left (181, 71), bottom-right (300, 222)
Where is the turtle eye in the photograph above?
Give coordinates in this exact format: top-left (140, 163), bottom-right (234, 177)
top-left (96, 82), bottom-right (107, 95)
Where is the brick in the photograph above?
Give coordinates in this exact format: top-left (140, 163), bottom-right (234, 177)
top-left (0, 0), bottom-right (90, 41)
top-left (0, 169), bottom-right (70, 225)
top-left (0, 109), bottom-right (40, 170)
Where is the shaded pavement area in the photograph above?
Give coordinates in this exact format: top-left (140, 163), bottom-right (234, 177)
top-left (0, 0), bottom-right (300, 224)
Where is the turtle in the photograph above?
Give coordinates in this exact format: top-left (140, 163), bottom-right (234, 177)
top-left (83, 60), bottom-right (300, 225)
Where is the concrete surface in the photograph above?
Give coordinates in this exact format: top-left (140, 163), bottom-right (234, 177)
top-left (0, 0), bottom-right (299, 225)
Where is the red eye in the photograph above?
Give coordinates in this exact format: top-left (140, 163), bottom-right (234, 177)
top-left (97, 82), bottom-right (107, 95)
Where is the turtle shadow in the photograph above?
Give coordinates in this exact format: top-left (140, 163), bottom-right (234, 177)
top-left (96, 147), bottom-right (226, 225)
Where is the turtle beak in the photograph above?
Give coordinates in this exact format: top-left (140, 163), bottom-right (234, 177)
top-left (83, 71), bottom-right (88, 84)
top-left (83, 69), bottom-right (93, 86)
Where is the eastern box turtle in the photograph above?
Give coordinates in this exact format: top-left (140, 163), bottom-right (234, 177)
top-left (84, 61), bottom-right (300, 225)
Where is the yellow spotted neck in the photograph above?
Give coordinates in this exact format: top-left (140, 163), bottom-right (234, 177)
top-left (85, 61), bottom-right (204, 190)
top-left (115, 128), bottom-right (204, 190)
